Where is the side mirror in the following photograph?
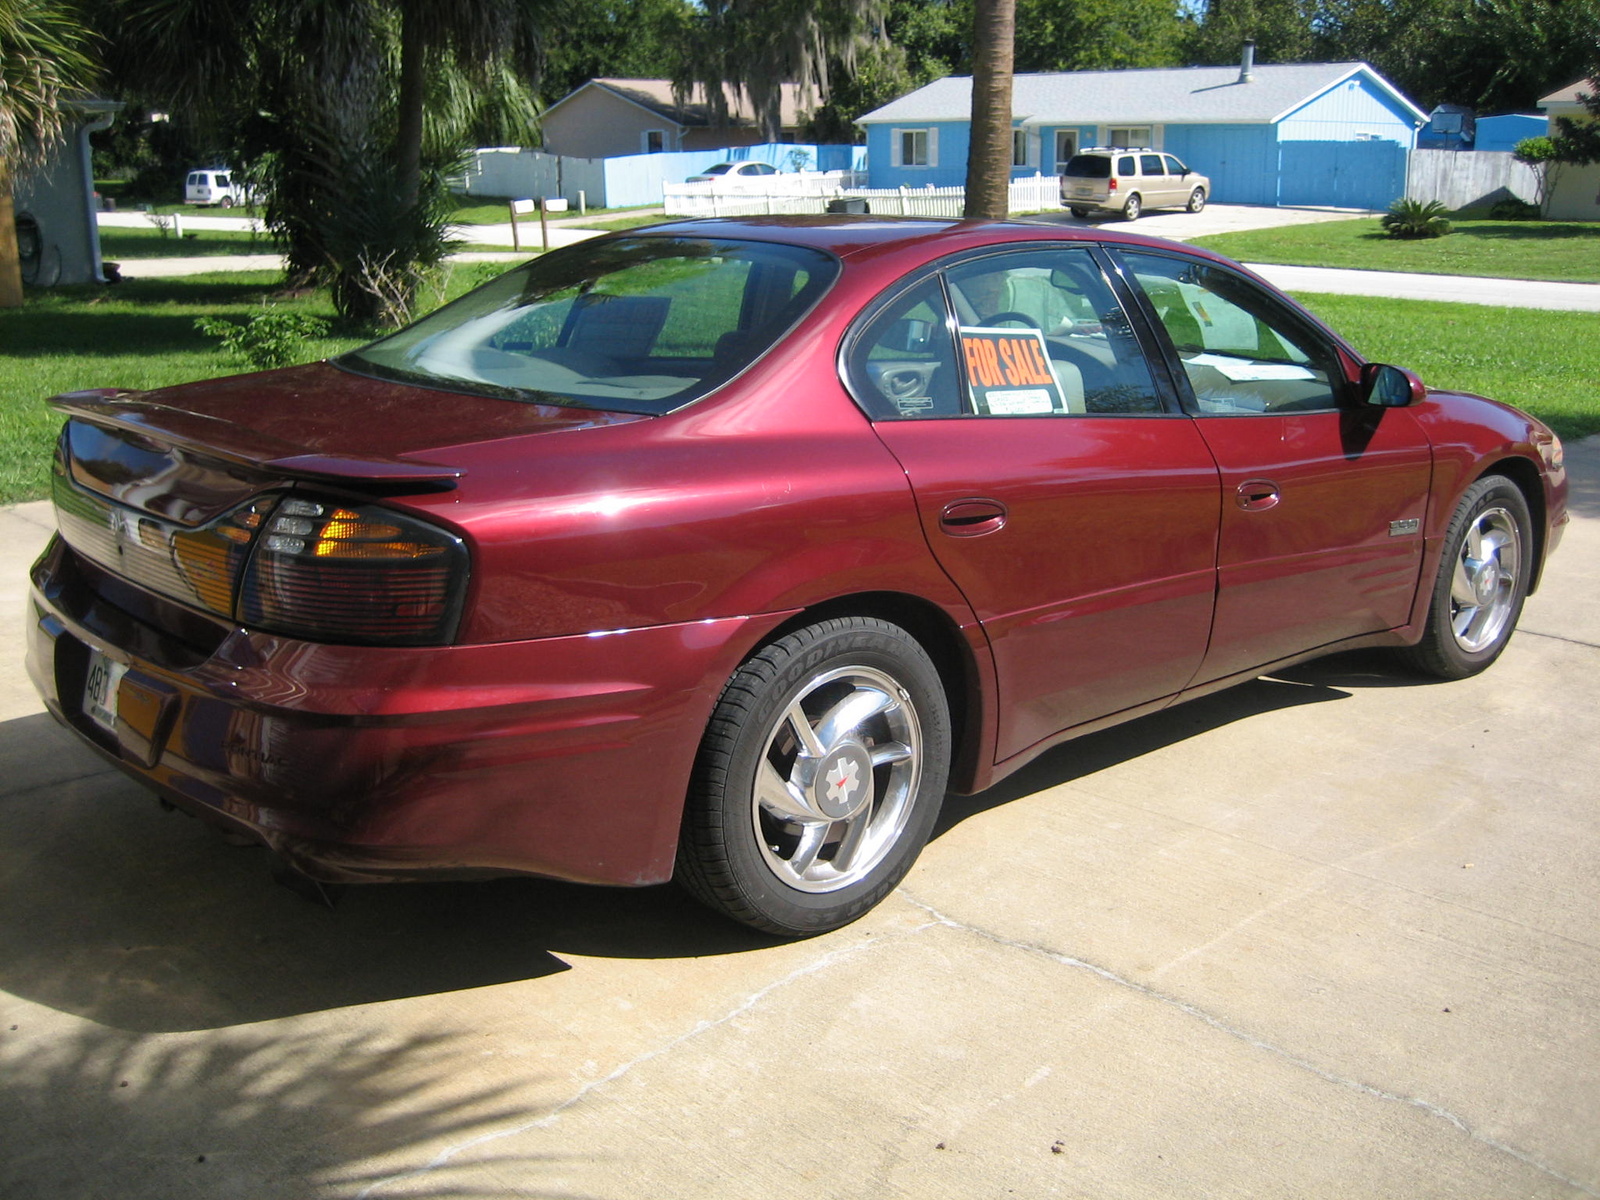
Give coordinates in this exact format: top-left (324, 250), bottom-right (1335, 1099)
top-left (1361, 363), bottom-right (1425, 408)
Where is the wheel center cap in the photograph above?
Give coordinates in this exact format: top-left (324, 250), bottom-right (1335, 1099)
top-left (814, 741), bottom-right (874, 820)
top-left (1469, 557), bottom-right (1497, 604)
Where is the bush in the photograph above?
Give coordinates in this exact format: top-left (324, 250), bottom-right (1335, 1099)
top-left (1382, 198), bottom-right (1453, 239)
top-left (1488, 197), bottom-right (1542, 220)
top-left (194, 308), bottom-right (330, 370)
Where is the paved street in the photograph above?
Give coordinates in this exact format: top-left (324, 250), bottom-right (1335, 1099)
top-left (2, 411), bottom-right (1597, 1196)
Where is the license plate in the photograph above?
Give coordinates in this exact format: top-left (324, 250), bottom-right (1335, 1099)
top-left (83, 649), bottom-right (128, 735)
top-left (1073, 186), bottom-right (1092, 197)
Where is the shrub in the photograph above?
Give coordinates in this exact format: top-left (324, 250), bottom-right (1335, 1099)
top-left (195, 308), bottom-right (330, 370)
top-left (1382, 199), bottom-right (1453, 239)
top-left (1488, 197), bottom-right (1542, 221)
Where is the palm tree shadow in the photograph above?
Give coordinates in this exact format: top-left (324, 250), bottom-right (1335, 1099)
top-left (0, 713), bottom-right (777, 1035)
top-left (0, 1025), bottom-right (581, 1200)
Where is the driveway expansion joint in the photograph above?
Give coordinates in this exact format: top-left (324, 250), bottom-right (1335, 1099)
top-left (899, 892), bottom-right (1599, 1197)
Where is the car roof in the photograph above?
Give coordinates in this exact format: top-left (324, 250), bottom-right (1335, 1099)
top-left (633, 214), bottom-right (1208, 263)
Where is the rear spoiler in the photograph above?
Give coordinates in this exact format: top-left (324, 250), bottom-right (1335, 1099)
top-left (49, 390), bottom-right (467, 486)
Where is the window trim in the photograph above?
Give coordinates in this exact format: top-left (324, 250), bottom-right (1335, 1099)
top-left (1012, 128), bottom-right (1029, 168)
top-left (642, 129), bottom-right (668, 154)
top-left (892, 126), bottom-right (936, 168)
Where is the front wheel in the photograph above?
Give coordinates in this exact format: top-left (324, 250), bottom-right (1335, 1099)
top-left (1121, 193), bottom-right (1142, 221)
top-left (1398, 476), bottom-right (1532, 679)
top-left (1187, 187), bottom-right (1206, 213)
top-left (676, 617), bottom-right (951, 936)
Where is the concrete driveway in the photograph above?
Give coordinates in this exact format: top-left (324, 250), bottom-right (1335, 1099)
top-left (2, 438), bottom-right (1598, 1198)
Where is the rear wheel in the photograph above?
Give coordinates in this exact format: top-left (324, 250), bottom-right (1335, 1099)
top-left (1399, 476), bottom-right (1531, 679)
top-left (1122, 193), bottom-right (1142, 221)
top-left (1070, 206), bottom-right (1091, 219)
top-left (1187, 187), bottom-right (1206, 213)
top-left (676, 617), bottom-right (951, 936)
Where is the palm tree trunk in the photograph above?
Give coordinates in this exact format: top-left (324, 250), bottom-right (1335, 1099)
top-left (395, 1), bottom-right (428, 215)
top-left (0, 166), bottom-right (24, 308)
top-left (964, 0), bottom-right (1016, 220)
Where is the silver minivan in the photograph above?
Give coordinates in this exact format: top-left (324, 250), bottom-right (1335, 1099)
top-left (1059, 149), bottom-right (1209, 221)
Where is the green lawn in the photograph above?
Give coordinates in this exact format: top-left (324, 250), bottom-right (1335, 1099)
top-left (100, 226), bottom-right (278, 260)
top-left (448, 198), bottom-right (657, 226)
top-left (1192, 218), bottom-right (1600, 283)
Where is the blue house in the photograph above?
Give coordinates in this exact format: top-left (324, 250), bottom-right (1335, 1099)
top-left (1474, 114), bottom-right (1546, 154)
top-left (857, 56), bottom-right (1427, 211)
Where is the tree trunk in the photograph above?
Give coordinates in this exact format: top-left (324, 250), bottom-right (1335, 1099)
top-left (395, 1), bottom-right (428, 215)
top-left (964, 0), bottom-right (1016, 220)
top-left (0, 166), bottom-right (24, 308)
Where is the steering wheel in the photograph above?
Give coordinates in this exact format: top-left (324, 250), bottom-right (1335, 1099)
top-left (980, 311), bottom-right (1042, 330)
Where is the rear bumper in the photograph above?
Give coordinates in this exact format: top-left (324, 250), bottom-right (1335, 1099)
top-left (28, 536), bottom-right (787, 887)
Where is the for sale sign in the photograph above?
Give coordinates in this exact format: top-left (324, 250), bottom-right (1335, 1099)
top-left (957, 327), bottom-right (1069, 415)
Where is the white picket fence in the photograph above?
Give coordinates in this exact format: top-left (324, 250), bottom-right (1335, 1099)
top-left (662, 171), bottom-right (866, 218)
top-left (662, 173), bottom-right (1063, 219)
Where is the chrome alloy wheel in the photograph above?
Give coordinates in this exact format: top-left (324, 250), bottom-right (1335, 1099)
top-left (752, 665), bottom-right (922, 893)
top-left (1450, 504), bottom-right (1521, 653)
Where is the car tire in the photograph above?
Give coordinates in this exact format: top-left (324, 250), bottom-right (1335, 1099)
top-left (1187, 188), bottom-right (1206, 213)
top-left (1122, 193), bottom-right (1142, 221)
top-left (676, 617), bottom-right (951, 936)
top-left (220, 196), bottom-right (235, 209)
top-left (1070, 207), bottom-right (1091, 219)
top-left (1398, 476), bottom-right (1532, 680)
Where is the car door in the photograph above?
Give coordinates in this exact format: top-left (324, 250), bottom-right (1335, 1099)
top-left (847, 247), bottom-right (1222, 763)
top-left (1115, 249), bottom-right (1434, 683)
top-left (1138, 153), bottom-right (1173, 207)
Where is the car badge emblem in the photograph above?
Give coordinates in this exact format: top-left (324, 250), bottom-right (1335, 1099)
top-left (826, 757), bottom-right (860, 807)
top-left (1389, 518), bottom-right (1421, 537)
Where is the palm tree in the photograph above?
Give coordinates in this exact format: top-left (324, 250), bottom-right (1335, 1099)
top-left (963, 0), bottom-right (1014, 219)
top-left (109, 0), bottom-right (542, 325)
top-left (0, 0), bottom-right (99, 307)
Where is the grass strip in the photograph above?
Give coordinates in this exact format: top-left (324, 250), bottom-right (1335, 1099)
top-left (1194, 218), bottom-right (1600, 284)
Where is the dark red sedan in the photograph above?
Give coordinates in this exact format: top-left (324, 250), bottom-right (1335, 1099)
top-left (28, 217), bottom-right (1567, 935)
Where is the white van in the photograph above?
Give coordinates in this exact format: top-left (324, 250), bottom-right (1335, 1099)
top-left (184, 168), bottom-right (248, 208)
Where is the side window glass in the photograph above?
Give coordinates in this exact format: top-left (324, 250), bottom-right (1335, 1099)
top-left (1117, 155), bottom-right (1136, 176)
top-left (1163, 155), bottom-right (1186, 175)
top-left (1140, 154), bottom-right (1164, 176)
top-left (846, 279), bottom-right (961, 420)
top-left (944, 249), bottom-right (1163, 416)
top-left (1122, 251), bottom-right (1342, 415)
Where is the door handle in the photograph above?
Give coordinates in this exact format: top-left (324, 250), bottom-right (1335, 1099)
top-left (1235, 479), bottom-right (1281, 511)
top-left (939, 498), bottom-right (1008, 537)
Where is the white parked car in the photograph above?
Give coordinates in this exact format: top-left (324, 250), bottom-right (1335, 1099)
top-left (685, 161), bottom-right (783, 188)
top-left (184, 168), bottom-right (250, 208)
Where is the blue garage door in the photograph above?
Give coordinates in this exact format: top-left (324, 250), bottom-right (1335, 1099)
top-left (1278, 140), bottom-right (1408, 211)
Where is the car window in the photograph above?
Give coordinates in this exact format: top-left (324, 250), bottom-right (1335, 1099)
top-left (341, 236), bottom-right (837, 414)
top-left (1117, 155), bottom-right (1136, 176)
top-left (941, 249), bottom-right (1164, 416)
top-left (847, 280), bottom-right (963, 419)
top-left (753, 164), bottom-right (776, 175)
top-left (1121, 251), bottom-right (1343, 415)
top-left (1140, 154), bottom-right (1164, 176)
top-left (1063, 155), bottom-right (1111, 179)
top-left (1163, 155), bottom-right (1187, 175)
top-left (705, 164), bottom-right (731, 175)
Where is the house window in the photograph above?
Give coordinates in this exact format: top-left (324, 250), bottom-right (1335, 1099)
top-left (1054, 130), bottom-right (1078, 174)
top-left (896, 128), bottom-right (933, 167)
top-left (1107, 126), bottom-right (1152, 149)
top-left (1012, 129), bottom-right (1028, 167)
top-left (643, 130), bottom-right (667, 154)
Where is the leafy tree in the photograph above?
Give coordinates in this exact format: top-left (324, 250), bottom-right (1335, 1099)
top-left (671, 0), bottom-right (886, 142)
top-left (1183, 0), bottom-right (1314, 67)
top-left (1, 0), bottom-right (99, 307)
top-left (1552, 69), bottom-right (1600, 166)
top-left (538, 0), bottom-right (694, 108)
top-left (1513, 135), bottom-right (1565, 214)
top-left (804, 0), bottom-right (968, 141)
top-left (1015, 0), bottom-right (1184, 73)
top-left (964, 0), bottom-right (1014, 218)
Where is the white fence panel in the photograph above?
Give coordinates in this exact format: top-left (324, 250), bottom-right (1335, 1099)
top-left (454, 148), bottom-right (607, 207)
top-left (661, 173), bottom-right (1064, 219)
top-left (1407, 150), bottom-right (1540, 210)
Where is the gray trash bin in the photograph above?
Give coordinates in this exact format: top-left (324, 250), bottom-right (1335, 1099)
top-left (826, 198), bottom-right (870, 215)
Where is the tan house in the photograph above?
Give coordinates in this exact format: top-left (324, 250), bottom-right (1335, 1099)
top-left (540, 78), bottom-right (809, 159)
top-left (1539, 79), bottom-right (1600, 221)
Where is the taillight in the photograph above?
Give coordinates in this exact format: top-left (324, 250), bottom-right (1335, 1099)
top-left (239, 496), bottom-right (469, 646)
top-left (1108, 178), bottom-right (1118, 191)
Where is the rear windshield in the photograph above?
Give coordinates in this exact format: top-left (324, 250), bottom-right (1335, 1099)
top-left (338, 236), bottom-right (838, 415)
top-left (1063, 155), bottom-right (1112, 179)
